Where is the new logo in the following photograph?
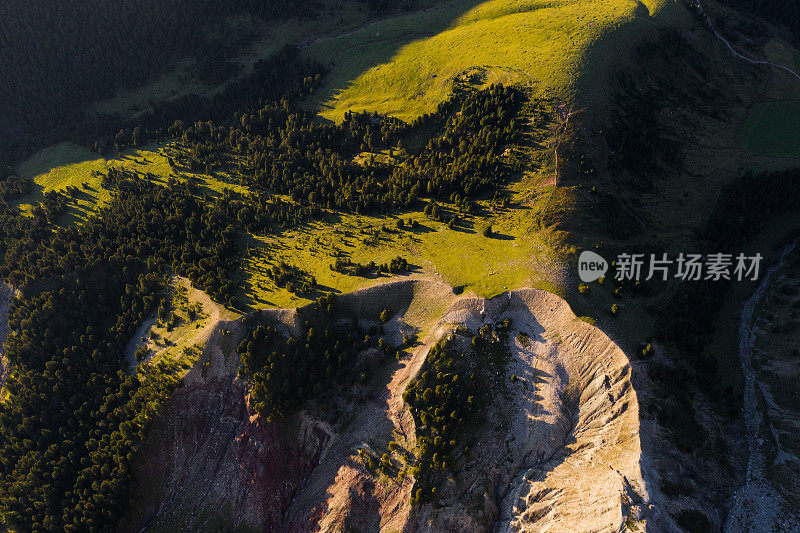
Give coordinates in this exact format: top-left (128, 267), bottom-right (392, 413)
top-left (578, 251), bottom-right (608, 283)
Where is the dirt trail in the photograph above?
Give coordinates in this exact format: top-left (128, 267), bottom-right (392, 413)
top-left (123, 277), bottom-right (224, 371)
top-left (169, 279), bottom-right (225, 351)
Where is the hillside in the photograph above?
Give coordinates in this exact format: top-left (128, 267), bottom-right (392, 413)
top-left (2, 0), bottom-right (800, 531)
top-left (743, 243), bottom-right (800, 516)
top-left (5, 0), bottom-right (687, 307)
top-left (309, 0), bottom-right (674, 121)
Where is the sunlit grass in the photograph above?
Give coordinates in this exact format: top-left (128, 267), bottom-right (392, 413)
top-left (14, 141), bottom-right (252, 225)
top-left (310, 0), bottom-right (670, 123)
top-left (12, 0), bottom-right (688, 313)
top-left (239, 199), bottom-right (564, 310)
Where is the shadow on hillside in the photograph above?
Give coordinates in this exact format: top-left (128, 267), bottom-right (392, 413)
top-left (15, 141), bottom-right (97, 177)
top-left (407, 221), bottom-right (436, 235)
top-left (304, 0), bottom-right (488, 123)
top-left (489, 231), bottom-right (514, 240)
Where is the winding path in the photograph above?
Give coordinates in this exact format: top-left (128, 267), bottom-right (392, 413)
top-left (696, 0), bottom-right (800, 82)
top-left (123, 277), bottom-right (224, 371)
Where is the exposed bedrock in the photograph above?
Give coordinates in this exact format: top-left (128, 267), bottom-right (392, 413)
top-left (127, 281), bottom-right (657, 532)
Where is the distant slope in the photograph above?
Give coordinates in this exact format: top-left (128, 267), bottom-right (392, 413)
top-left (718, 0), bottom-right (800, 39)
top-left (0, 0), bottom-right (285, 154)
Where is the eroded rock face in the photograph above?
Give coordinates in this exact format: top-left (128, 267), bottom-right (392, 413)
top-left (746, 246), bottom-right (800, 517)
top-left (311, 465), bottom-right (382, 532)
top-left (127, 282), bottom-right (656, 532)
top-left (124, 320), bottom-right (335, 532)
top-left (406, 289), bottom-right (650, 533)
top-left (499, 291), bottom-right (646, 532)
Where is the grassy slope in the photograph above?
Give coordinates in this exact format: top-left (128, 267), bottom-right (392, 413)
top-left (16, 142), bottom-right (114, 223)
top-left (240, 206), bottom-right (564, 309)
top-left (705, 6), bottom-right (800, 158)
top-left (11, 4), bottom-right (800, 527)
top-left (15, 142), bottom-right (250, 225)
top-left (13, 140), bottom-right (567, 309)
top-left (85, 2), bottom-right (375, 119)
top-left (561, 0), bottom-right (800, 346)
top-left (765, 38), bottom-right (800, 72)
top-left (127, 277), bottom-right (237, 378)
top-left (738, 37), bottom-right (800, 158)
top-left (20, 0), bottom-right (800, 328)
top-left (12, 6), bottom-right (800, 526)
top-left (7, 0), bottom-right (691, 319)
top-left (240, 0), bottom-right (683, 308)
top-left (309, 0), bottom-right (671, 123)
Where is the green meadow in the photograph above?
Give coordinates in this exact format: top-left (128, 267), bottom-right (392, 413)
top-left (308, 0), bottom-right (671, 123)
top-left (239, 204), bottom-right (565, 310)
top-left (11, 0), bottom-right (697, 313)
top-left (740, 101), bottom-right (800, 157)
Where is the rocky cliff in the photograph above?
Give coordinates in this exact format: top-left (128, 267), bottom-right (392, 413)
top-left (125, 280), bottom-right (663, 532)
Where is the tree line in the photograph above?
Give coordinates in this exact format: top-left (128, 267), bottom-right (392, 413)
top-left (0, 169), bottom-right (254, 530)
top-left (0, 257), bottom-right (182, 531)
top-left (168, 83), bottom-right (531, 215)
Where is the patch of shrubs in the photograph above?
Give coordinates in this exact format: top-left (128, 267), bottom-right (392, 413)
top-left (404, 324), bottom-right (509, 505)
top-left (134, 345), bottom-right (152, 362)
top-left (239, 309), bottom-right (384, 422)
top-left (267, 261), bottom-right (317, 294)
top-left (331, 255), bottom-right (410, 277)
